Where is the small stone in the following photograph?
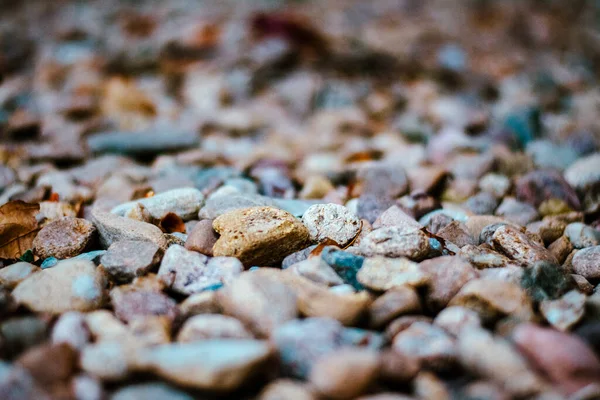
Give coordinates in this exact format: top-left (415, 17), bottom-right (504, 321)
top-left (212, 206), bottom-right (310, 266)
top-left (384, 316), bottom-right (433, 341)
top-left (80, 341), bottom-right (131, 380)
top-left (272, 317), bottom-right (383, 378)
top-left (357, 194), bottom-right (395, 224)
top-left (110, 383), bottom-right (194, 400)
top-left (41, 257), bottom-right (58, 269)
top-left (479, 173), bottom-right (511, 197)
top-left (540, 290), bottom-right (586, 331)
top-left (564, 152), bottom-right (600, 191)
top-left (463, 192), bottom-right (499, 215)
top-left (520, 261), bottom-right (572, 302)
top-left (309, 349), bottom-right (379, 400)
top-left (134, 340), bottom-right (272, 391)
top-left (513, 323), bottom-right (600, 395)
top-left (414, 371), bottom-right (451, 400)
top-left (369, 286), bottom-right (421, 328)
top-left (457, 328), bottom-right (543, 397)
top-left (434, 306), bottom-right (482, 337)
top-left (572, 246), bottom-right (600, 279)
top-left (378, 349), bottom-right (420, 384)
top-left (274, 199), bottom-right (321, 218)
top-left (91, 208), bottom-right (168, 250)
top-left (110, 285), bottom-right (178, 324)
top-left (179, 291), bottom-right (220, 317)
top-left (217, 270), bottom-right (297, 336)
top-left (177, 315), bottom-right (252, 342)
top-left (288, 257), bottom-right (344, 286)
top-left (302, 203), bottom-right (360, 246)
top-left (479, 266), bottom-right (524, 284)
top-left (372, 205), bottom-right (422, 231)
top-left (111, 188), bottom-right (204, 221)
top-left (449, 279), bottom-right (534, 323)
top-left (85, 311), bottom-right (129, 342)
top-left (359, 227), bottom-right (432, 260)
top-left (0, 317), bottom-right (48, 359)
top-left (12, 259), bottom-right (107, 314)
top-left (571, 274), bottom-right (594, 294)
top-left (0, 362), bottom-right (50, 400)
top-left (565, 222), bottom-right (600, 249)
top-left (87, 130), bottom-right (199, 156)
top-left (259, 379), bottom-right (316, 400)
top-left (281, 245), bottom-right (317, 269)
top-left (495, 198), bottom-right (539, 226)
top-left (356, 162), bottom-right (408, 198)
top-left (516, 170), bottom-right (581, 210)
top-left (321, 247), bottom-right (365, 290)
top-left (464, 216), bottom-right (509, 242)
top-left (548, 236), bottom-right (573, 264)
top-left (199, 194), bottom-right (274, 220)
top-left (158, 245), bottom-right (242, 295)
top-left (357, 257), bottom-right (429, 291)
top-left (51, 312), bottom-right (90, 351)
top-left (184, 219), bottom-right (218, 256)
top-left (72, 374), bottom-right (103, 400)
top-left (128, 316), bottom-right (171, 347)
top-left (458, 245), bottom-right (510, 269)
top-left (16, 342), bottom-right (77, 390)
top-left (33, 217), bottom-right (96, 259)
top-left (492, 225), bottom-right (557, 266)
top-left (392, 322), bottom-right (456, 370)
top-left (436, 221), bottom-right (476, 248)
top-left (420, 256), bottom-right (479, 311)
top-left (101, 240), bottom-right (163, 283)
top-left (0, 262), bottom-right (39, 289)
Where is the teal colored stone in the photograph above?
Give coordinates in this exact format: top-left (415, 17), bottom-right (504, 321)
top-left (321, 247), bottom-right (364, 290)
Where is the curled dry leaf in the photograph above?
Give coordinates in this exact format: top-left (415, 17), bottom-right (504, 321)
top-left (159, 212), bottom-right (186, 233)
top-left (0, 200), bottom-right (40, 259)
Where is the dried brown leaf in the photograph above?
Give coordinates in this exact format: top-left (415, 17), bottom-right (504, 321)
top-left (0, 200), bottom-right (40, 259)
top-left (159, 212), bottom-right (186, 233)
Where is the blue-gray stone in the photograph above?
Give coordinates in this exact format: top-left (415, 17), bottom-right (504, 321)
top-left (41, 257), bottom-right (58, 269)
top-left (87, 131), bottom-right (199, 155)
top-left (321, 247), bottom-right (364, 290)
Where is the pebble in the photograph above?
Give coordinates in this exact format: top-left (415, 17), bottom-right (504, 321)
top-left (12, 259), bottom-right (107, 313)
top-left (463, 191), bottom-right (499, 215)
top-left (177, 314), bottom-right (253, 342)
top-left (111, 188), bottom-right (204, 221)
top-left (513, 323), bottom-right (600, 395)
top-left (392, 322), bottom-right (457, 370)
top-left (134, 340), bottom-right (272, 391)
top-left (368, 286), bottom-right (421, 328)
top-left (458, 245), bottom-right (510, 269)
top-left (433, 306), bottom-right (482, 337)
top-left (320, 247), bottom-right (365, 290)
top-left (564, 152), bottom-right (600, 191)
top-left (449, 279), bottom-right (534, 323)
top-left (198, 194), bottom-right (274, 220)
top-left (110, 383), bottom-right (194, 400)
top-left (516, 170), bottom-right (581, 210)
top-left (16, 342), bottom-right (77, 391)
top-left (128, 316), bottom-right (171, 348)
top-left (491, 225), bottom-right (557, 266)
top-left (359, 227), bottom-right (432, 260)
top-left (212, 206), bottom-right (310, 266)
top-left (91, 208), bottom-right (168, 250)
top-left (540, 290), bottom-right (586, 331)
top-left (101, 240), bottom-right (163, 282)
top-left (302, 203), bottom-right (361, 246)
top-left (51, 311), bottom-right (90, 351)
top-left (288, 257), bottom-right (344, 286)
top-left (0, 317), bottom-right (48, 359)
top-left (357, 256), bottom-right (429, 291)
top-left (420, 256), bottom-right (479, 311)
top-left (273, 198), bottom-right (321, 218)
top-left (110, 285), bottom-right (178, 324)
top-left (179, 291), bottom-right (220, 317)
top-left (457, 328), bottom-right (544, 397)
top-left (572, 246), bottom-right (600, 279)
top-left (87, 130), bottom-right (199, 156)
top-left (272, 317), bottom-right (383, 378)
top-left (32, 217), bottom-right (97, 259)
top-left (259, 379), bottom-right (317, 400)
top-left (281, 245), bottom-right (317, 269)
top-left (357, 194), bottom-right (395, 224)
top-left (495, 198), bottom-right (539, 226)
top-left (80, 341), bottom-right (131, 380)
top-left (73, 374), bottom-right (104, 400)
top-left (41, 257), bottom-right (59, 269)
top-left (0, 362), bottom-right (51, 400)
top-left (564, 222), bottom-right (600, 249)
top-left (184, 219), bottom-right (218, 256)
top-left (309, 349), bottom-right (379, 399)
top-left (158, 245), bottom-right (242, 295)
top-left (0, 262), bottom-right (39, 289)
top-left (479, 173), bottom-right (511, 197)
top-left (372, 205), bottom-right (422, 230)
top-left (356, 162), bottom-right (408, 199)
top-left (520, 261), bottom-right (572, 302)
top-left (217, 270), bottom-right (298, 336)
top-left (436, 220), bottom-right (476, 248)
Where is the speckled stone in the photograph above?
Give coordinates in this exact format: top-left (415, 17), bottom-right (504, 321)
top-left (91, 208), bottom-right (168, 250)
top-left (572, 246), bottom-right (600, 279)
top-left (302, 203), bottom-right (361, 246)
top-left (101, 240), bottom-right (163, 283)
top-left (33, 217), bottom-right (97, 259)
top-left (212, 206), bottom-right (310, 266)
top-left (359, 227), bottom-right (432, 260)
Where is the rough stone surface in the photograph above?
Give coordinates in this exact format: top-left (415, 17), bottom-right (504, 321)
top-left (12, 259), bottom-right (107, 314)
top-left (111, 188), bottom-right (204, 221)
top-left (359, 227), bottom-right (432, 260)
top-left (564, 222), bottom-right (600, 249)
top-left (212, 206), bottom-right (310, 266)
top-left (572, 246), bottom-right (600, 279)
top-left (516, 170), bottom-right (581, 210)
top-left (33, 217), bottom-right (97, 259)
top-left (540, 290), bottom-right (586, 331)
top-left (564, 152), bottom-right (600, 191)
top-left (491, 225), bottom-right (557, 266)
top-left (357, 257), bottom-right (428, 291)
top-left (372, 205), bottom-right (422, 230)
top-left (177, 314), bottom-right (253, 342)
top-left (0, 262), bottom-right (39, 289)
top-left (302, 203), bottom-right (361, 246)
top-left (420, 256), bottom-right (479, 311)
top-left (369, 286), bottom-right (421, 328)
top-left (101, 240), bottom-right (163, 282)
top-left (392, 322), bottom-right (456, 370)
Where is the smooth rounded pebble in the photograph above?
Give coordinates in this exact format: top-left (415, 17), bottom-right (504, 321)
top-left (111, 188), bottom-right (204, 221)
top-left (33, 217), bottom-right (97, 259)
